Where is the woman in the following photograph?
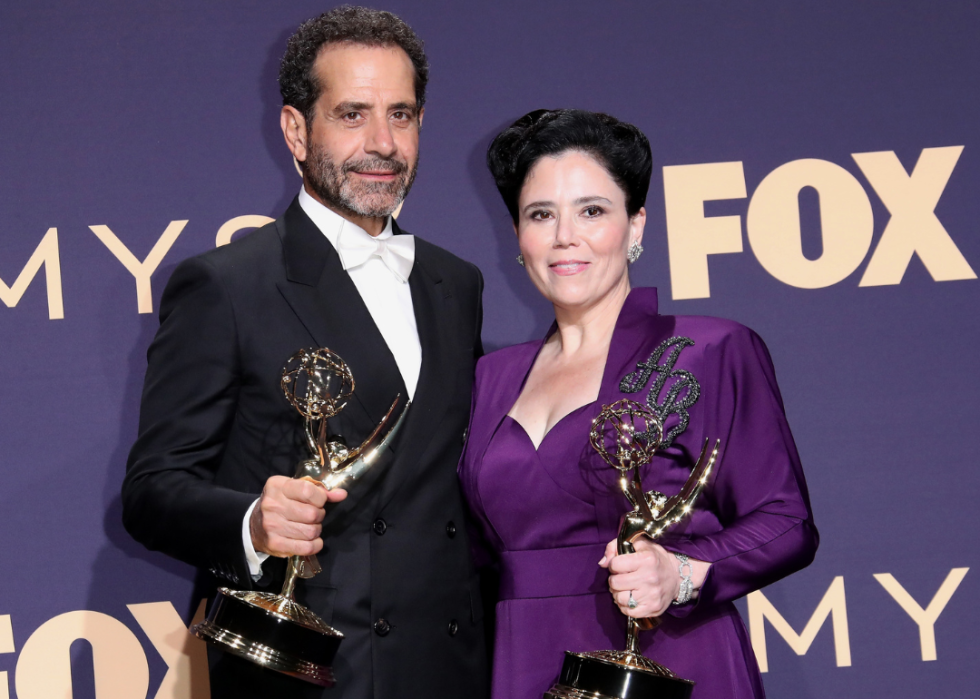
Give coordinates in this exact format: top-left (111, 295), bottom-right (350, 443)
top-left (459, 109), bottom-right (817, 699)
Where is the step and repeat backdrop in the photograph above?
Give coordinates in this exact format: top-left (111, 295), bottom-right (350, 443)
top-left (1, 1), bottom-right (976, 697)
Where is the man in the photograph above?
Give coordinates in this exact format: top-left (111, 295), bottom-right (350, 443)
top-left (122, 7), bottom-right (488, 698)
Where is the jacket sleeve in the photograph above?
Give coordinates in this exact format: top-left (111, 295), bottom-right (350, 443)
top-left (664, 326), bottom-right (818, 614)
top-left (121, 255), bottom-right (257, 587)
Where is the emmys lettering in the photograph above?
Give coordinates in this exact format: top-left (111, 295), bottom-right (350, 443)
top-left (0, 567), bottom-right (968, 698)
top-left (0, 214), bottom-right (274, 320)
top-left (2, 146), bottom-right (974, 322)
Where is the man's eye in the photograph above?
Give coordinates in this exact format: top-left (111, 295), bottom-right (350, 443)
top-left (392, 111), bottom-right (408, 120)
top-left (343, 112), bottom-right (360, 121)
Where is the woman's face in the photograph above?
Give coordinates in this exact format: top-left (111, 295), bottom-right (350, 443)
top-left (516, 150), bottom-right (645, 313)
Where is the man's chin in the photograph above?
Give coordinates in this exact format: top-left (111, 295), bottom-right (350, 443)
top-left (344, 193), bottom-right (405, 219)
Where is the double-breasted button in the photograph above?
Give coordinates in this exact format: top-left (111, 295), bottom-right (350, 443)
top-left (374, 618), bottom-right (391, 636)
top-left (448, 619), bottom-right (459, 636)
top-left (446, 521), bottom-right (457, 538)
top-left (373, 518), bottom-right (387, 536)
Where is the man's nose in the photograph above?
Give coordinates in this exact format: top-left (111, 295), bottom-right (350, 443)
top-left (365, 118), bottom-right (396, 158)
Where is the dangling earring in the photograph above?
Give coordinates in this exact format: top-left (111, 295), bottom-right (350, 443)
top-left (627, 241), bottom-right (643, 264)
top-left (517, 253), bottom-right (525, 267)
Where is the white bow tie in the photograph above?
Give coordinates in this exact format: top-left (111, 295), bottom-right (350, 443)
top-left (336, 229), bottom-right (415, 283)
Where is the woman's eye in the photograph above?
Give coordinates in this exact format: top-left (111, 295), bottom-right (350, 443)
top-left (530, 210), bottom-right (552, 220)
top-left (583, 205), bottom-right (603, 217)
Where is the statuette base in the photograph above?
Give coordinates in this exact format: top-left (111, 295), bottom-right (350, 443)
top-left (191, 588), bottom-right (343, 687)
top-left (544, 650), bottom-right (694, 699)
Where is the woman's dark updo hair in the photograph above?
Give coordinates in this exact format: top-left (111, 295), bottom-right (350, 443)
top-left (486, 109), bottom-right (653, 224)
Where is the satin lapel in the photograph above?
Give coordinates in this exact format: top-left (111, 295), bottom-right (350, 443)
top-left (593, 289), bottom-right (674, 536)
top-left (591, 340), bottom-right (645, 538)
top-left (274, 199), bottom-right (406, 429)
top-left (376, 248), bottom-right (454, 510)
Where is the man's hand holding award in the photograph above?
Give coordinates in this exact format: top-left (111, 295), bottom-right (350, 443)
top-left (193, 347), bottom-right (410, 687)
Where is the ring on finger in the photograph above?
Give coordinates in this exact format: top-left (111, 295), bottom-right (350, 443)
top-left (627, 591), bottom-right (637, 609)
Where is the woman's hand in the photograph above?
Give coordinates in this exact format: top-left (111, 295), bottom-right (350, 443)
top-left (599, 538), bottom-right (710, 618)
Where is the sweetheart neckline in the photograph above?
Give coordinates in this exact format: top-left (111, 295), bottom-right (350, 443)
top-left (504, 401), bottom-right (598, 452)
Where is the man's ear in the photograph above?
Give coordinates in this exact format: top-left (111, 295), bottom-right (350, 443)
top-left (281, 106), bottom-right (309, 164)
top-left (418, 106), bottom-right (425, 130)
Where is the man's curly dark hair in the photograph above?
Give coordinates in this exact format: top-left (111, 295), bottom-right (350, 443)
top-left (279, 6), bottom-right (429, 124)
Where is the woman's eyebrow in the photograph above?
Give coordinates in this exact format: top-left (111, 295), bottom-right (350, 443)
top-left (522, 200), bottom-right (554, 213)
top-left (522, 196), bottom-right (613, 213)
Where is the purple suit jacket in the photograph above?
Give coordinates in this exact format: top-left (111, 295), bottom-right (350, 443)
top-left (458, 287), bottom-right (817, 699)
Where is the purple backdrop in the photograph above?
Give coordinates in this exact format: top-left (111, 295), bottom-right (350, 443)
top-left (1, 2), bottom-right (977, 698)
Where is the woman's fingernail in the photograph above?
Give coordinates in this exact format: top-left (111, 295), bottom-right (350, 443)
top-left (598, 556), bottom-right (607, 566)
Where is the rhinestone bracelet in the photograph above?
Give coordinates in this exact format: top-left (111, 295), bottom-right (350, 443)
top-left (672, 552), bottom-right (694, 605)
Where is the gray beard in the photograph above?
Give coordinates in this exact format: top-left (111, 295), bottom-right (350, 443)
top-left (304, 141), bottom-right (418, 219)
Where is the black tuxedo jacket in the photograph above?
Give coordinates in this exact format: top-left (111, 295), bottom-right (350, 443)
top-left (123, 198), bottom-right (489, 699)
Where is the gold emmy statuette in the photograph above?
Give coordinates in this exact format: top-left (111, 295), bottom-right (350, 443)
top-left (192, 348), bottom-right (410, 687)
top-left (544, 399), bottom-right (719, 699)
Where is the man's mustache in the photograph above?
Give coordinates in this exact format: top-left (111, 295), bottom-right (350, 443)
top-left (343, 157), bottom-right (408, 176)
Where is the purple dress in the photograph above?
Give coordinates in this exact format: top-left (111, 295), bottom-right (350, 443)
top-left (458, 288), bottom-right (817, 699)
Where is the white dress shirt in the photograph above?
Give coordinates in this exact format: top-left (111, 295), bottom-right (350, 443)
top-left (242, 188), bottom-right (422, 577)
